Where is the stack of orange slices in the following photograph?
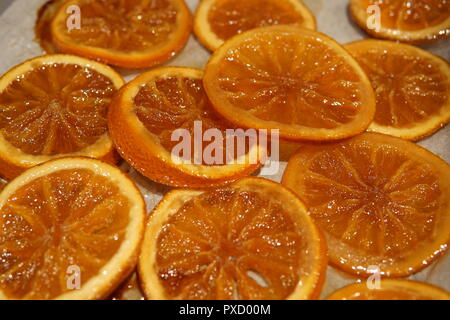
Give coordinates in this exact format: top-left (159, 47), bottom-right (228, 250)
top-left (0, 0), bottom-right (449, 300)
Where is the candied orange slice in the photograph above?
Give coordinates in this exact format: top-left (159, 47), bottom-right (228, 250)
top-left (0, 157), bottom-right (145, 300)
top-left (50, 0), bottom-right (192, 68)
top-left (138, 177), bottom-right (327, 300)
top-left (0, 55), bottom-right (123, 179)
top-left (194, 0), bottom-right (316, 51)
top-left (345, 40), bottom-right (450, 141)
top-left (108, 67), bottom-right (263, 188)
top-left (203, 26), bottom-right (376, 141)
top-left (327, 280), bottom-right (450, 300)
top-left (282, 132), bottom-right (450, 277)
top-left (350, 0), bottom-right (450, 43)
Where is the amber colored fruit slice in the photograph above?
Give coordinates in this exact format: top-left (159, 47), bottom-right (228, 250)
top-left (282, 132), bottom-right (450, 277)
top-left (345, 40), bottom-right (450, 141)
top-left (0, 54), bottom-right (123, 180)
top-left (138, 177), bottom-right (327, 300)
top-left (0, 157), bottom-right (145, 300)
top-left (50, 0), bottom-right (193, 68)
top-left (203, 26), bottom-right (376, 141)
top-left (194, 0), bottom-right (316, 51)
top-left (110, 272), bottom-right (145, 300)
top-left (350, 0), bottom-right (450, 43)
top-left (35, 0), bottom-right (67, 53)
top-left (327, 280), bottom-right (450, 300)
top-left (108, 67), bottom-right (263, 188)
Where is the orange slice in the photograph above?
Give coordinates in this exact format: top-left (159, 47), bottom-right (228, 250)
top-left (349, 0), bottom-right (450, 43)
top-left (282, 132), bottom-right (450, 277)
top-left (108, 67), bottom-right (263, 188)
top-left (0, 54), bottom-right (123, 180)
top-left (345, 40), bottom-right (450, 141)
top-left (194, 0), bottom-right (316, 51)
top-left (50, 0), bottom-right (193, 68)
top-left (327, 280), bottom-right (450, 300)
top-left (35, 0), bottom-right (67, 53)
top-left (138, 177), bottom-right (327, 300)
top-left (203, 26), bottom-right (376, 141)
top-left (0, 157), bottom-right (145, 300)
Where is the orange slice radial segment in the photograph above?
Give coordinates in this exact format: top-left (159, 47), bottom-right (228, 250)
top-left (0, 54), bottom-right (124, 179)
top-left (108, 67), bottom-right (264, 188)
top-left (50, 0), bottom-right (193, 68)
top-left (138, 177), bottom-right (327, 300)
top-left (0, 157), bottom-right (145, 300)
top-left (194, 0), bottom-right (316, 51)
top-left (349, 0), bottom-right (450, 43)
top-left (203, 26), bottom-right (376, 141)
top-left (345, 40), bottom-right (450, 141)
top-left (282, 132), bottom-right (450, 277)
top-left (327, 279), bottom-right (450, 300)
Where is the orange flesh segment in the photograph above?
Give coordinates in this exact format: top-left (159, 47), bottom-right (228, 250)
top-left (208, 0), bottom-right (309, 40)
top-left (347, 42), bottom-right (449, 128)
top-left (0, 63), bottom-right (116, 156)
top-left (56, 0), bottom-right (178, 52)
top-left (133, 75), bottom-right (246, 165)
top-left (0, 169), bottom-right (130, 299)
top-left (155, 187), bottom-right (314, 299)
top-left (360, 0), bottom-right (450, 31)
top-left (282, 133), bottom-right (450, 276)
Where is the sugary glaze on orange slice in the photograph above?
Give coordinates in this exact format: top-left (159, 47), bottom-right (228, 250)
top-left (139, 178), bottom-right (327, 300)
top-left (0, 158), bottom-right (145, 300)
top-left (203, 26), bottom-right (375, 141)
top-left (327, 280), bottom-right (450, 300)
top-left (194, 0), bottom-right (316, 50)
top-left (51, 0), bottom-right (193, 68)
top-left (350, 0), bottom-right (450, 43)
top-left (345, 40), bottom-right (450, 140)
top-left (282, 132), bottom-right (450, 277)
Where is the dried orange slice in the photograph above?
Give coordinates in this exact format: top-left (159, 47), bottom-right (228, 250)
top-left (0, 54), bottom-right (123, 180)
top-left (327, 280), bottom-right (450, 300)
top-left (138, 177), bottom-right (327, 300)
top-left (203, 26), bottom-right (376, 141)
top-left (108, 67), bottom-right (263, 188)
top-left (0, 157), bottom-right (145, 300)
top-left (194, 0), bottom-right (316, 51)
top-left (349, 0), bottom-right (450, 43)
top-left (345, 40), bottom-right (450, 141)
top-left (50, 0), bottom-right (193, 68)
top-left (282, 132), bottom-right (450, 277)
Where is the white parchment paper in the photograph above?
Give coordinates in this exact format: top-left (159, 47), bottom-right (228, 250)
top-left (0, 0), bottom-right (449, 299)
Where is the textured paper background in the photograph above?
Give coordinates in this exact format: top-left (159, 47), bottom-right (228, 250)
top-left (0, 0), bottom-right (449, 298)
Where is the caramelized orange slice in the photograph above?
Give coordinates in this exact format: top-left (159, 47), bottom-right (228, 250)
top-left (108, 67), bottom-right (263, 188)
top-left (345, 40), bottom-right (450, 141)
top-left (51, 0), bottom-right (192, 68)
top-left (327, 280), bottom-right (450, 300)
top-left (203, 26), bottom-right (376, 141)
top-left (138, 177), bottom-right (327, 300)
top-left (282, 132), bottom-right (450, 277)
top-left (0, 55), bottom-right (123, 179)
top-left (194, 0), bottom-right (316, 51)
top-left (350, 0), bottom-right (450, 43)
top-left (0, 157), bottom-right (145, 300)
